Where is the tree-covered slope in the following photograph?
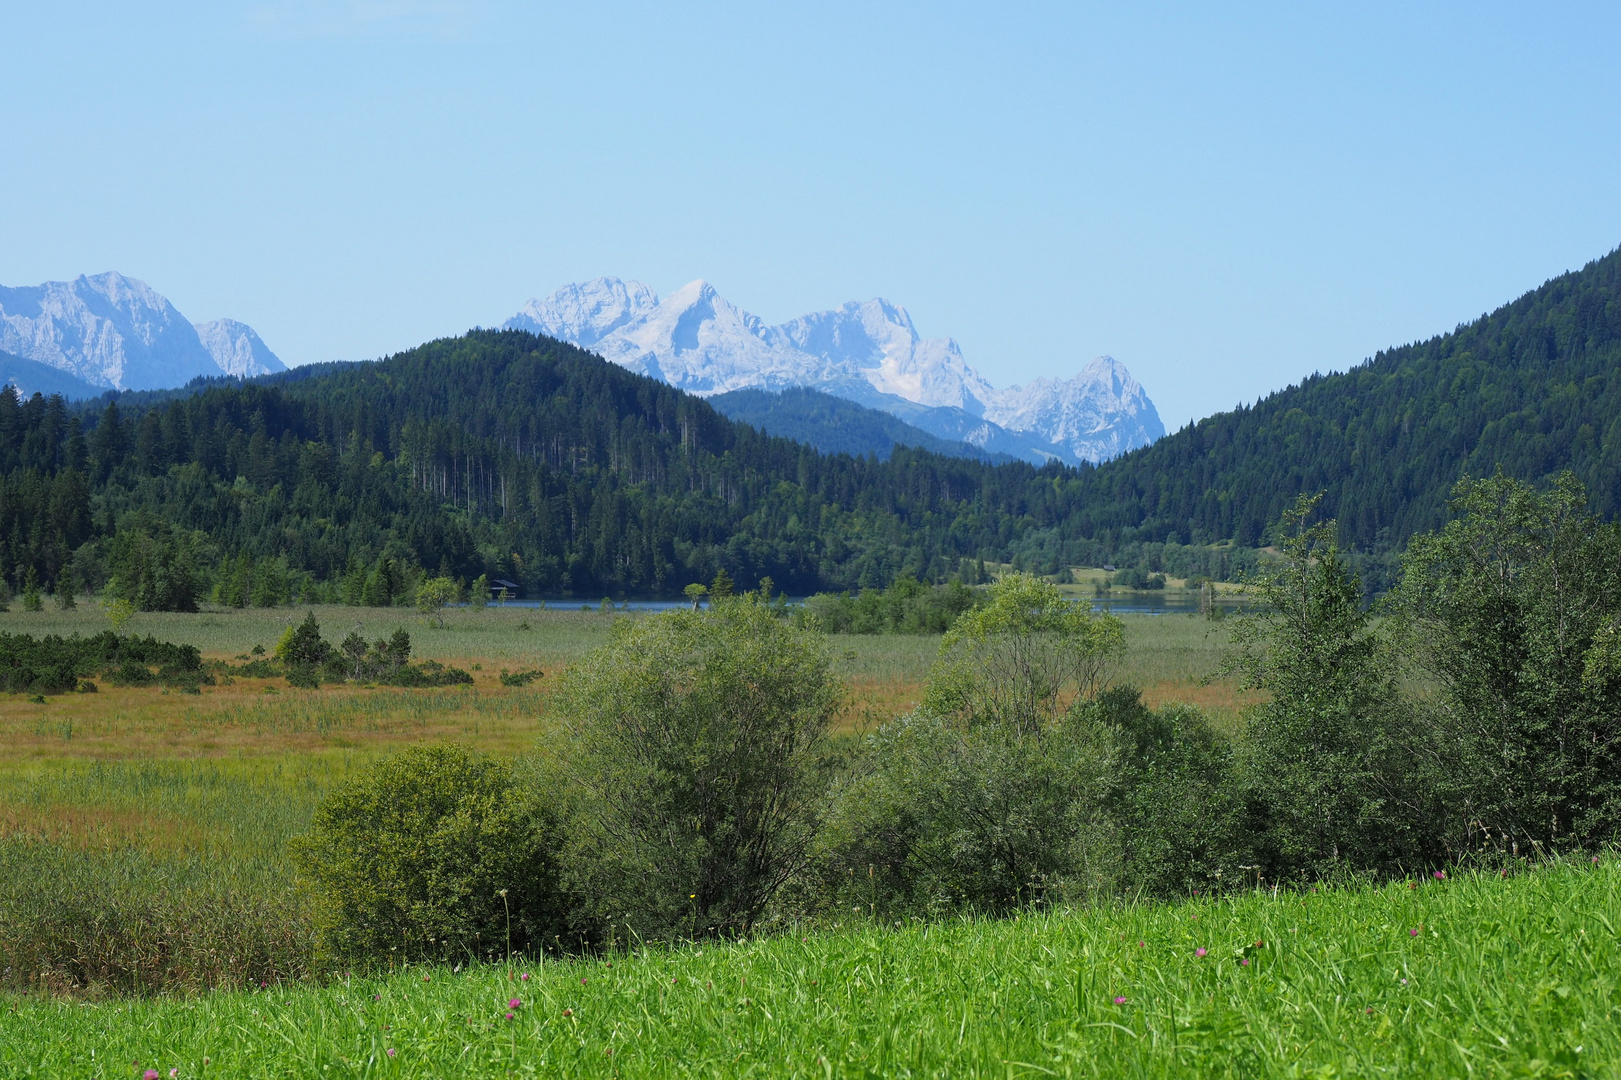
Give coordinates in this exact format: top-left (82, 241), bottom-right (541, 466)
top-left (2, 245), bottom-right (1619, 602)
top-left (708, 386), bottom-right (1015, 464)
top-left (1, 331), bottom-right (1092, 599)
top-left (1070, 246), bottom-right (1621, 550)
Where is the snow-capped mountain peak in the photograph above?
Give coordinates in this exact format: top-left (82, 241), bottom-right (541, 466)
top-left (507, 276), bottom-right (658, 348)
top-left (0, 272), bottom-right (285, 392)
top-left (504, 278), bottom-right (1164, 463)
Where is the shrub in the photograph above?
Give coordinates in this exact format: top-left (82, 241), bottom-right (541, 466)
top-left (1095, 686), bottom-right (1245, 898)
top-left (289, 744), bottom-right (565, 964)
top-left (813, 576), bottom-right (1124, 918)
top-left (499, 668), bottom-right (544, 687)
top-left (797, 576), bottom-right (984, 634)
top-left (549, 596), bottom-right (842, 941)
top-left (815, 708), bottom-right (1118, 918)
top-left (416, 576), bottom-right (461, 626)
top-left (1393, 472), bottom-right (1621, 853)
top-left (275, 612), bottom-right (332, 668)
top-left (1228, 495), bottom-right (1435, 882)
top-left (0, 631), bottom-right (201, 694)
top-left (924, 573), bottom-right (1123, 736)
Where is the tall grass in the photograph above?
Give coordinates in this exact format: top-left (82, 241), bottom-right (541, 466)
top-left (183, 686), bottom-right (548, 739)
top-left (0, 759), bottom-right (346, 995)
top-left (4, 862), bottom-right (1615, 1076)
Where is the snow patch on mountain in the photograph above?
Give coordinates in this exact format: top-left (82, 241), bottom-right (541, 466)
top-left (507, 278), bottom-right (1164, 463)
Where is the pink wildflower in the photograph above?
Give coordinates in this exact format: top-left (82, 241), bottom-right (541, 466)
top-left (1432, 870), bottom-right (1446, 880)
top-left (386, 1048), bottom-right (397, 1058)
top-left (1113, 996), bottom-right (1127, 1005)
top-left (509, 998), bottom-right (522, 1009)
top-left (1195, 947), bottom-right (1208, 957)
top-left (505, 1012), bottom-right (515, 1020)
top-left (143, 1072), bottom-right (160, 1080)
top-left (1240, 958), bottom-right (1250, 966)
top-left (520, 973), bottom-right (531, 981)
top-left (1409, 928), bottom-right (1420, 937)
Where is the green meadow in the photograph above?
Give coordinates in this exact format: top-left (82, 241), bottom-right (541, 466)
top-left (4, 862), bottom-right (1616, 1078)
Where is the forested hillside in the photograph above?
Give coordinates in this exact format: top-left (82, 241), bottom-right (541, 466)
top-left (0, 245), bottom-right (1618, 605)
top-left (0, 332), bottom-right (1094, 602)
top-left (707, 386), bottom-right (1013, 464)
top-left (1074, 246), bottom-right (1621, 550)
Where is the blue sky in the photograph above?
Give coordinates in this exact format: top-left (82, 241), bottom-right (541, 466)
top-left (4, 2), bottom-right (1620, 428)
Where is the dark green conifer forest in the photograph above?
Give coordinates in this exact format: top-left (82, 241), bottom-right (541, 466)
top-left (0, 246), bottom-right (1618, 606)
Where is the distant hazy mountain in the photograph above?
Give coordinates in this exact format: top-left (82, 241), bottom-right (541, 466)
top-left (0, 272), bottom-right (285, 391)
top-left (708, 386), bottom-right (1018, 463)
top-left (194, 318), bottom-right (285, 379)
top-left (506, 278), bottom-right (1164, 463)
top-left (0, 348), bottom-right (103, 400)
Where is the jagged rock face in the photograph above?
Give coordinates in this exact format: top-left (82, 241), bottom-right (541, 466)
top-left (507, 277), bottom-right (1164, 463)
top-left (194, 319), bottom-right (286, 379)
top-left (0, 272), bottom-right (283, 390)
top-left (982, 357), bottom-right (1163, 464)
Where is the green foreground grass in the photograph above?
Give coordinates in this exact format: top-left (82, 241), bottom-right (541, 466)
top-left (5, 863), bottom-right (1618, 1079)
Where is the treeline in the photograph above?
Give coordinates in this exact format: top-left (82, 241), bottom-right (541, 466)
top-left (281, 473), bottom-right (1621, 969)
top-left (0, 332), bottom-right (1096, 605)
top-left (1076, 246), bottom-right (1621, 556)
top-left (4, 245), bottom-right (1621, 604)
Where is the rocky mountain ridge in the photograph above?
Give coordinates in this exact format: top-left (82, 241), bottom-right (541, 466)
top-left (506, 277), bottom-right (1163, 463)
top-left (0, 272), bottom-right (285, 394)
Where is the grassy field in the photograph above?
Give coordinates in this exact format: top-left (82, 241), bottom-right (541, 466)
top-left (8, 602), bottom-right (1606, 1077)
top-left (0, 603), bottom-right (1243, 1000)
top-left (0, 604), bottom-right (1240, 765)
top-left (0, 601), bottom-right (1239, 884)
top-left (3, 862), bottom-right (1615, 1077)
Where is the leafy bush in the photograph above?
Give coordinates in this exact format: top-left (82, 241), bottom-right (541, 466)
top-left (797, 575), bottom-right (983, 634)
top-left (416, 576), bottom-right (461, 625)
top-left (813, 575), bottom-right (1125, 917)
top-left (499, 668), bottom-right (544, 687)
top-left (550, 596), bottom-right (842, 941)
top-left (815, 708), bottom-right (1118, 917)
top-left (289, 744), bottom-right (565, 964)
top-left (1393, 472), bottom-right (1621, 854)
top-left (924, 573), bottom-right (1123, 736)
top-left (1095, 686), bottom-right (1245, 898)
